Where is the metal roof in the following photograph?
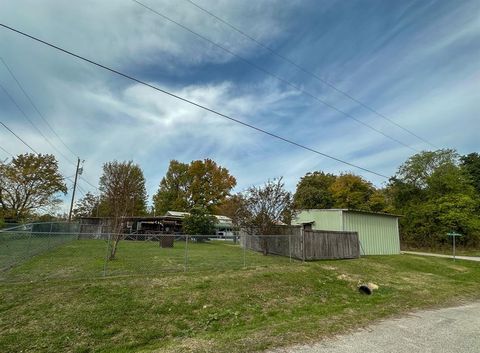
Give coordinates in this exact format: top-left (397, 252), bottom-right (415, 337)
top-left (298, 209), bottom-right (402, 217)
top-left (164, 211), bottom-right (190, 217)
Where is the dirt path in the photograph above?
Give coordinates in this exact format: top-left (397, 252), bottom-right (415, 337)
top-left (403, 251), bottom-right (480, 262)
top-left (269, 302), bottom-right (480, 353)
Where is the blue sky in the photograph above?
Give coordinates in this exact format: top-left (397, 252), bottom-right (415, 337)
top-left (0, 0), bottom-right (479, 213)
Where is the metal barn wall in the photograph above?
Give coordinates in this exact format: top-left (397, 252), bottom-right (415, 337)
top-left (342, 211), bottom-right (400, 255)
top-left (293, 209), bottom-right (343, 230)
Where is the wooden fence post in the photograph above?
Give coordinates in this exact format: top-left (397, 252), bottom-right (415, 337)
top-left (301, 227), bottom-right (305, 262)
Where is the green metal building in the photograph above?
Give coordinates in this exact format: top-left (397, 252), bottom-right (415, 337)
top-left (292, 209), bottom-right (400, 255)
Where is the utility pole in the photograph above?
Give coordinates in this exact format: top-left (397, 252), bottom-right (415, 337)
top-left (68, 158), bottom-right (81, 222)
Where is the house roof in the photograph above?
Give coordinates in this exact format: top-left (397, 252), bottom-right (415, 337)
top-left (164, 211), bottom-right (190, 217)
top-left (298, 209), bottom-right (402, 218)
top-left (214, 215), bottom-right (232, 222)
top-left (80, 211), bottom-right (233, 223)
top-left (165, 211), bottom-right (233, 224)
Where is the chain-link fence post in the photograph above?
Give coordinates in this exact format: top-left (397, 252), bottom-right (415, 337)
top-left (184, 234), bottom-right (189, 272)
top-left (243, 233), bottom-right (247, 268)
top-left (47, 222), bottom-right (53, 268)
top-left (47, 222), bottom-right (53, 250)
top-left (289, 233), bottom-right (292, 263)
top-left (103, 233), bottom-right (111, 277)
top-left (26, 228), bottom-right (33, 260)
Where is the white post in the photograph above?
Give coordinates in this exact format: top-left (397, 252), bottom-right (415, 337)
top-left (453, 235), bottom-right (456, 262)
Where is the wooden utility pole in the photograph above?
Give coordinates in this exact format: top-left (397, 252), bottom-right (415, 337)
top-left (68, 158), bottom-right (81, 222)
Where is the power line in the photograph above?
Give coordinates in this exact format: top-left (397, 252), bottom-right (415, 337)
top-left (0, 57), bottom-right (79, 158)
top-left (183, 0), bottom-right (439, 150)
top-left (132, 0), bottom-right (418, 153)
top-left (0, 59), bottom-right (99, 191)
top-left (65, 167), bottom-right (99, 192)
top-left (0, 23), bottom-right (390, 179)
top-left (0, 120), bottom-right (79, 191)
top-left (76, 183), bottom-right (88, 196)
top-left (79, 176), bottom-right (99, 191)
top-left (0, 120), bottom-right (38, 154)
top-left (0, 144), bottom-right (13, 157)
top-left (65, 176), bottom-right (86, 198)
top-left (0, 81), bottom-right (76, 166)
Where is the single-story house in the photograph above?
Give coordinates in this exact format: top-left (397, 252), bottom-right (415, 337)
top-left (79, 211), bottom-right (233, 237)
top-left (292, 209), bottom-right (401, 255)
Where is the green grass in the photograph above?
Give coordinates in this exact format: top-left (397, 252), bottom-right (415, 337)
top-left (1, 240), bottom-right (293, 281)
top-left (1, 240), bottom-right (480, 353)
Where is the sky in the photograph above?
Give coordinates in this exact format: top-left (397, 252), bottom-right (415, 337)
top-left (0, 0), bottom-right (479, 213)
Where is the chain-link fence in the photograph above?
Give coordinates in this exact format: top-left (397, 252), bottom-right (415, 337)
top-left (0, 222), bottom-right (79, 273)
top-left (0, 222), bottom-right (359, 283)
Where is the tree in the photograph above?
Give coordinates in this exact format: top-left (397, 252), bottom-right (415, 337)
top-left (214, 194), bottom-right (248, 228)
top-left (329, 173), bottom-right (375, 210)
top-left (188, 159), bottom-right (237, 210)
top-left (73, 192), bottom-right (100, 218)
top-left (367, 189), bottom-right (389, 213)
top-left (240, 178), bottom-right (293, 235)
top-left (183, 207), bottom-right (216, 240)
top-left (293, 171), bottom-right (336, 209)
top-left (99, 160), bottom-right (147, 259)
top-left (294, 171), bottom-right (388, 212)
top-left (461, 153), bottom-right (480, 194)
top-left (0, 153), bottom-right (67, 220)
top-left (388, 149), bottom-right (480, 248)
top-left (239, 178), bottom-right (293, 255)
top-left (396, 149), bottom-right (459, 189)
top-left (153, 159), bottom-right (236, 214)
top-left (153, 160), bottom-right (190, 215)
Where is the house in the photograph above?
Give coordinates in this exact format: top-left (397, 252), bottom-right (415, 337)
top-left (79, 211), bottom-right (233, 238)
top-left (292, 209), bottom-right (401, 255)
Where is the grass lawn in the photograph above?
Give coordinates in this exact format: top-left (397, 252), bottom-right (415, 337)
top-left (1, 240), bottom-right (480, 353)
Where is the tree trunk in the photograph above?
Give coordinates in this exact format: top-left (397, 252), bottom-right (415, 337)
top-left (108, 217), bottom-right (124, 260)
top-left (109, 235), bottom-right (121, 260)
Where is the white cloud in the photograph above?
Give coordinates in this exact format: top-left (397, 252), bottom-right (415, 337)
top-left (1, 0), bottom-right (479, 211)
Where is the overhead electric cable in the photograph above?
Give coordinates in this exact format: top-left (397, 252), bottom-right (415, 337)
top-left (183, 0), bottom-right (438, 149)
top-left (0, 58), bottom-right (99, 189)
top-left (76, 183), bottom-right (88, 196)
top-left (0, 144), bottom-right (13, 157)
top-left (0, 82), bottom-right (76, 165)
top-left (0, 57), bottom-right (79, 157)
top-left (66, 176), bottom-right (87, 196)
top-left (132, 0), bottom-right (418, 153)
top-left (0, 23), bottom-right (390, 179)
top-left (79, 176), bottom-right (100, 191)
top-left (0, 120), bottom-right (38, 154)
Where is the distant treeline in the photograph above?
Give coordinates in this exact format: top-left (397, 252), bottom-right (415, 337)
top-left (2, 149), bottom-right (479, 249)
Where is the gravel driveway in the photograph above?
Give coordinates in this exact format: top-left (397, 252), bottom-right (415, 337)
top-left (269, 302), bottom-right (480, 353)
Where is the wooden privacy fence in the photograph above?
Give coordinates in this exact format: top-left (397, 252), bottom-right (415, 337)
top-left (241, 227), bottom-right (360, 260)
